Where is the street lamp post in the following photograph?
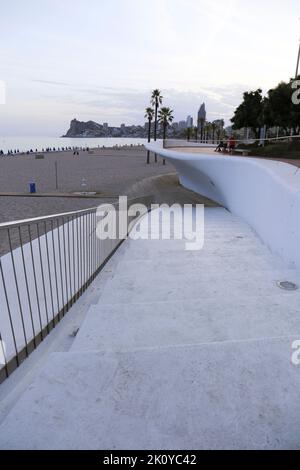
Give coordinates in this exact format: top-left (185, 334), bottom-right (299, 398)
top-left (296, 20), bottom-right (300, 79)
top-left (296, 39), bottom-right (300, 79)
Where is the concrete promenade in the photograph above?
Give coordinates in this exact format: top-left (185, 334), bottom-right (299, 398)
top-left (0, 206), bottom-right (300, 449)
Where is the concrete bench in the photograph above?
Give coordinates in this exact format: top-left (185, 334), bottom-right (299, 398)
top-left (233, 149), bottom-right (250, 156)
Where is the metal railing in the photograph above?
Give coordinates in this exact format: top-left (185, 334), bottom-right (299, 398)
top-left (163, 135), bottom-right (300, 149)
top-left (0, 196), bottom-right (153, 383)
top-left (163, 139), bottom-right (218, 149)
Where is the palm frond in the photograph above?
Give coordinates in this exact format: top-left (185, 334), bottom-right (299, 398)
top-left (144, 107), bottom-right (154, 120)
top-left (150, 89), bottom-right (163, 107)
top-left (158, 107), bottom-right (174, 124)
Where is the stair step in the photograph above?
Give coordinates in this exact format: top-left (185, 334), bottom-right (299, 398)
top-left (71, 296), bottom-right (300, 353)
top-left (0, 337), bottom-right (299, 449)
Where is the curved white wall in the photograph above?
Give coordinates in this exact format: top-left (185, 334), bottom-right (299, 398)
top-left (146, 142), bottom-right (300, 269)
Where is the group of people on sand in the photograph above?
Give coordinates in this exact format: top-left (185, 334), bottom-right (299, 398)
top-left (0, 146), bottom-right (91, 157)
top-left (215, 135), bottom-right (236, 154)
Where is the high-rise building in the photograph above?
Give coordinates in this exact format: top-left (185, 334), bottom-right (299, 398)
top-left (186, 115), bottom-right (193, 128)
top-left (198, 103), bottom-right (206, 125)
top-left (197, 103), bottom-right (206, 138)
top-left (179, 120), bottom-right (187, 130)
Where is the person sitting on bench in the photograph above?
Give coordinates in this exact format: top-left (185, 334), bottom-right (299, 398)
top-left (215, 140), bottom-right (224, 152)
top-left (228, 135), bottom-right (236, 154)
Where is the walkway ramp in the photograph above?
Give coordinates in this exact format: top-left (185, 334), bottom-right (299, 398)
top-left (0, 208), bottom-right (300, 449)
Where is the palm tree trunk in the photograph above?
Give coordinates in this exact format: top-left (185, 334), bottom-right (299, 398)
top-left (147, 118), bottom-right (151, 164)
top-left (163, 122), bottom-right (166, 165)
top-left (154, 103), bottom-right (158, 141)
top-left (163, 122), bottom-right (166, 141)
top-left (154, 99), bottom-right (158, 163)
top-left (148, 119), bottom-right (151, 143)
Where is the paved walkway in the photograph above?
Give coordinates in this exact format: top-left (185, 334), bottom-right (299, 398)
top-left (172, 146), bottom-right (300, 168)
top-left (0, 207), bottom-right (300, 449)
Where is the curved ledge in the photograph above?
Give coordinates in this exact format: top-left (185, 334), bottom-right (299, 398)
top-left (146, 142), bottom-right (300, 269)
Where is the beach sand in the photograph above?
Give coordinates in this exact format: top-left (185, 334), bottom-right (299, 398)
top-left (0, 146), bottom-right (171, 224)
top-left (0, 146), bottom-right (220, 256)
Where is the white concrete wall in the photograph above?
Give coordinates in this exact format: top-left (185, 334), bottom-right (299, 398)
top-left (146, 142), bottom-right (300, 270)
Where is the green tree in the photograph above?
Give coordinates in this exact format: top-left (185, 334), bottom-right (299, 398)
top-left (183, 127), bottom-right (191, 141)
top-left (266, 79), bottom-right (300, 135)
top-left (211, 121), bottom-right (217, 143)
top-left (158, 107), bottom-right (174, 165)
top-left (144, 107), bottom-right (154, 164)
top-left (214, 119), bottom-right (224, 142)
top-left (231, 89), bottom-right (264, 138)
top-left (204, 122), bottom-right (212, 142)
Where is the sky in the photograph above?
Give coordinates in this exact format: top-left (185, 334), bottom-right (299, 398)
top-left (0, 0), bottom-right (299, 136)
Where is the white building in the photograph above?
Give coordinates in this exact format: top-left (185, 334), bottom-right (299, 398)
top-left (186, 115), bottom-right (194, 128)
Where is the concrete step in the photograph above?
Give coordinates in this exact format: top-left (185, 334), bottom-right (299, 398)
top-left (108, 240), bottom-right (300, 277)
top-left (1, 206), bottom-right (299, 450)
top-left (0, 337), bottom-right (299, 449)
top-left (112, 255), bottom-right (294, 278)
top-left (96, 264), bottom-right (300, 305)
top-left (71, 296), bottom-right (300, 353)
top-left (119, 239), bottom-right (272, 261)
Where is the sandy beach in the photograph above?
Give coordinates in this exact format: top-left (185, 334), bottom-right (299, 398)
top-left (0, 146), bottom-right (172, 224)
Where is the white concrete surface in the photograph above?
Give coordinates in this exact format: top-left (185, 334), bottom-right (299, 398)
top-left (1, 338), bottom-right (300, 450)
top-left (0, 249), bottom-right (120, 425)
top-left (146, 142), bottom-right (300, 271)
top-left (0, 207), bottom-right (300, 449)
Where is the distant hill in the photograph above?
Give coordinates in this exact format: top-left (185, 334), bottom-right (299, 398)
top-left (63, 119), bottom-right (147, 138)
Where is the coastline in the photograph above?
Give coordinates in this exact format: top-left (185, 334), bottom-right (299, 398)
top-left (0, 136), bottom-right (149, 155)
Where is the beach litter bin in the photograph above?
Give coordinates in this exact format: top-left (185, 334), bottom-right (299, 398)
top-left (29, 182), bottom-right (36, 194)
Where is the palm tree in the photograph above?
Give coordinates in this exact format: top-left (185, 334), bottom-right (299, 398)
top-left (204, 122), bottom-right (212, 143)
top-left (198, 117), bottom-right (205, 142)
top-left (211, 122), bottom-right (217, 144)
top-left (144, 107), bottom-right (154, 164)
top-left (158, 107), bottom-right (174, 165)
top-left (183, 127), bottom-right (191, 141)
top-left (151, 89), bottom-right (163, 163)
top-left (194, 126), bottom-right (198, 141)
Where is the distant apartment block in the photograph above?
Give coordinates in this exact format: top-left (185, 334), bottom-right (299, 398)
top-left (186, 115), bottom-right (193, 128)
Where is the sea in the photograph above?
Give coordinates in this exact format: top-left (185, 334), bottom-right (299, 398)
top-left (0, 136), bottom-right (149, 154)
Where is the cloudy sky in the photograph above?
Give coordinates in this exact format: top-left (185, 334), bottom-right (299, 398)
top-left (0, 0), bottom-right (299, 135)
